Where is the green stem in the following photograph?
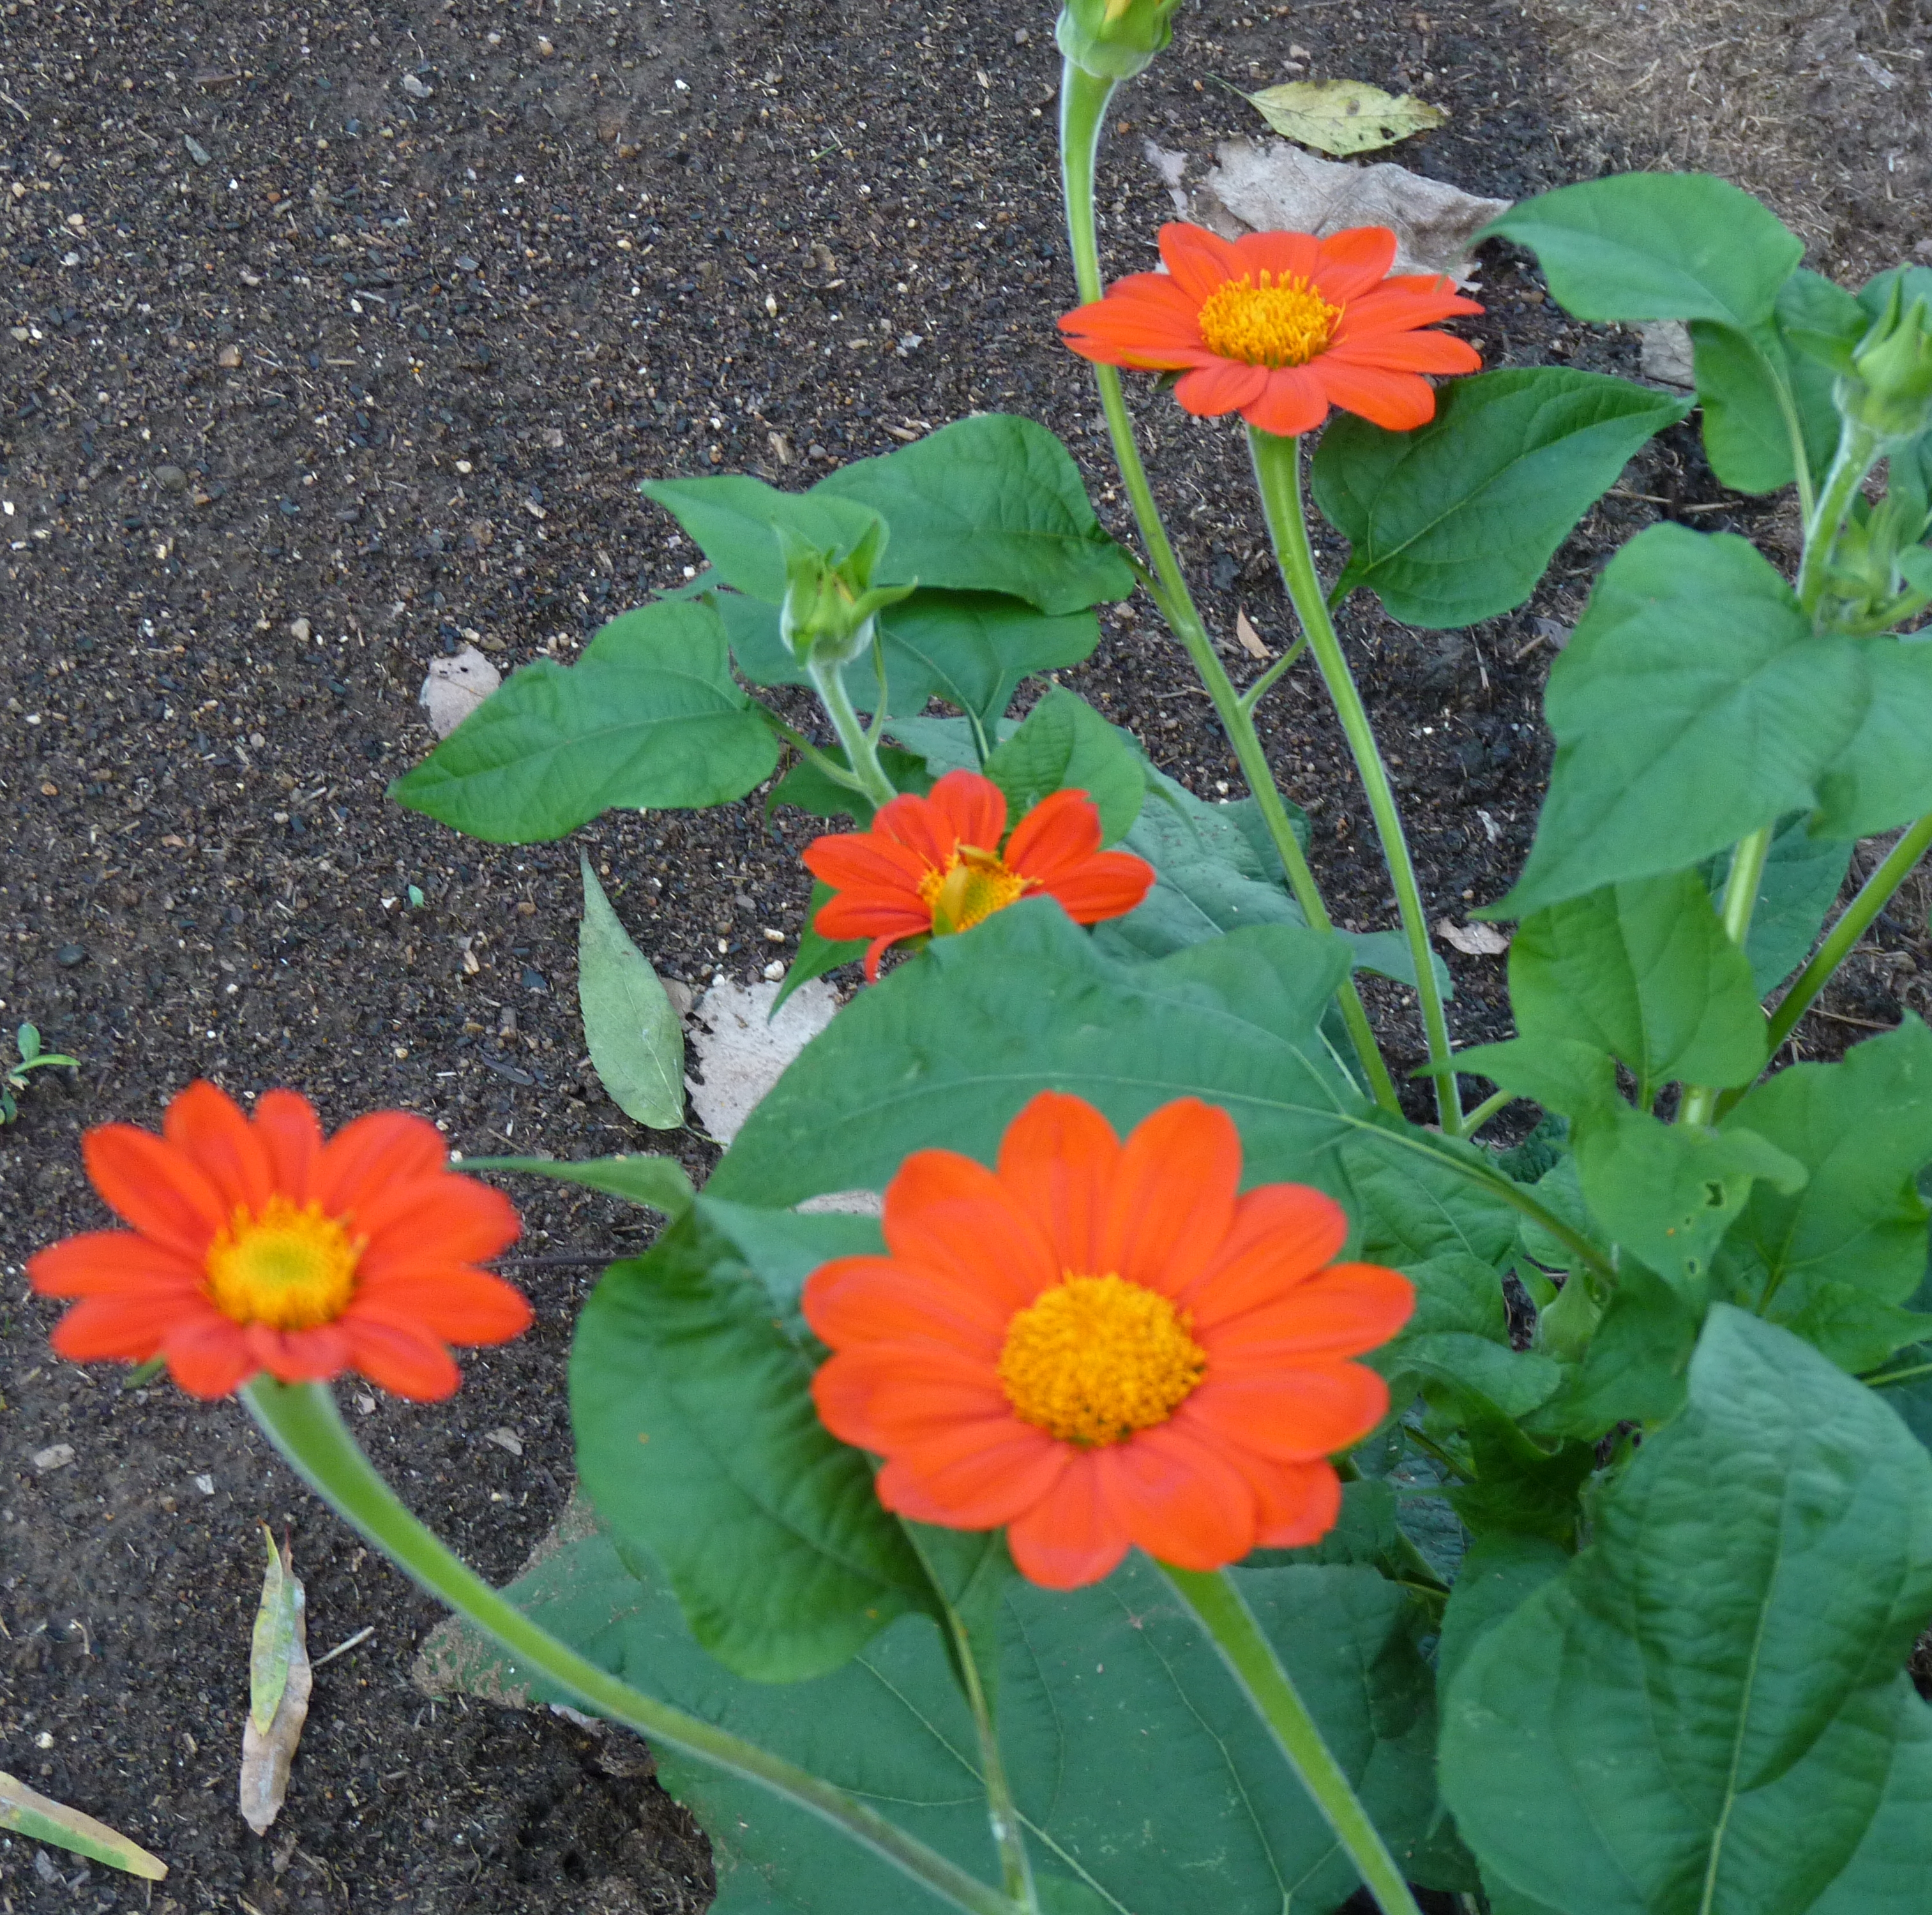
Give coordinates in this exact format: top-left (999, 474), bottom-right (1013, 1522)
top-left (1235, 635), bottom-right (1309, 717)
top-left (808, 652), bottom-right (901, 811)
top-left (1058, 61), bottom-right (1398, 1115)
top-left (240, 1379), bottom-right (1024, 1915)
top-left (1796, 418), bottom-right (1883, 624)
top-left (764, 712), bottom-right (872, 795)
top-left (1460, 1087), bottom-right (1517, 1137)
top-left (1158, 1565), bottom-right (1425, 1915)
top-left (947, 1611), bottom-right (1038, 1913)
top-left (1248, 426), bottom-right (1461, 1133)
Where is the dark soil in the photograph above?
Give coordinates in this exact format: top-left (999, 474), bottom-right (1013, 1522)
top-left (2, 0), bottom-right (1926, 1908)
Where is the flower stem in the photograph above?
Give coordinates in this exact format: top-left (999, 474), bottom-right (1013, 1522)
top-left (1796, 417), bottom-right (1883, 624)
top-left (808, 652), bottom-right (901, 812)
top-left (1683, 816), bottom-right (1776, 1123)
top-left (1057, 59), bottom-right (1398, 1114)
top-left (1247, 426), bottom-right (1461, 1134)
top-left (1157, 1563), bottom-right (1425, 1915)
top-left (947, 1611), bottom-right (1038, 1914)
top-left (239, 1379), bottom-right (1025, 1915)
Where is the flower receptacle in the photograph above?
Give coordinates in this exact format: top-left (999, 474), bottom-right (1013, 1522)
top-left (1836, 281), bottom-right (1932, 445)
top-left (776, 520), bottom-right (916, 668)
top-left (1055, 0), bottom-right (1185, 81)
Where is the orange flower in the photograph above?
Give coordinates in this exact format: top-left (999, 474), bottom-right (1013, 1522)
top-left (29, 1081), bottom-right (529, 1402)
top-left (803, 1092), bottom-right (1413, 1589)
top-left (801, 769), bottom-right (1154, 981)
top-left (1059, 222), bottom-right (1483, 437)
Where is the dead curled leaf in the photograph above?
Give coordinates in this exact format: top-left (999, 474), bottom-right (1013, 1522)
top-left (1436, 917), bottom-right (1512, 957)
top-left (1240, 79), bottom-right (1447, 158)
top-left (239, 1529), bottom-right (311, 1837)
top-left (418, 642), bottom-right (502, 739)
top-left (1235, 610), bottom-right (1271, 660)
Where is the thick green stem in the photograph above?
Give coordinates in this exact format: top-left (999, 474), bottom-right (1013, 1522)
top-left (1797, 418), bottom-right (1883, 624)
top-left (764, 712), bottom-right (872, 795)
top-left (808, 651), bottom-right (901, 811)
top-left (1460, 1087), bottom-right (1517, 1138)
top-left (1158, 1565), bottom-right (1425, 1915)
top-left (1248, 427), bottom-right (1461, 1133)
top-left (240, 1379), bottom-right (1024, 1915)
top-left (1058, 62), bottom-right (1398, 1113)
top-left (1678, 822), bottom-right (1775, 1127)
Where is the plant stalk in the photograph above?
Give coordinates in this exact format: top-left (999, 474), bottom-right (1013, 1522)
top-left (947, 1611), bottom-right (1038, 1913)
top-left (1247, 426), bottom-right (1461, 1133)
top-left (1158, 1563), bottom-right (1426, 1915)
top-left (1796, 417), bottom-right (1883, 623)
top-left (1058, 60), bottom-right (1398, 1113)
top-left (808, 652), bottom-right (902, 811)
top-left (240, 1379), bottom-right (1025, 1915)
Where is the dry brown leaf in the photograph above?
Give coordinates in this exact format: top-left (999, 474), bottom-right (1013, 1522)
top-left (1435, 917), bottom-right (1512, 957)
top-left (1234, 610), bottom-right (1271, 661)
top-left (686, 976), bottom-right (840, 1146)
top-left (1241, 79), bottom-right (1447, 158)
top-left (239, 1531), bottom-right (310, 1836)
top-left (418, 643), bottom-right (502, 739)
top-left (1145, 136), bottom-right (1509, 285)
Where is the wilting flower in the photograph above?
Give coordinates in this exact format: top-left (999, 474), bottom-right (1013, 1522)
top-left (802, 769), bottom-right (1154, 981)
top-left (1059, 222), bottom-right (1483, 437)
top-left (29, 1081), bottom-right (528, 1401)
top-left (803, 1092), bottom-right (1412, 1589)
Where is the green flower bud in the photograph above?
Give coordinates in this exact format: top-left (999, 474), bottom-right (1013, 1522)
top-left (1836, 280), bottom-right (1932, 444)
top-left (1055, 0), bottom-right (1186, 82)
top-left (776, 520), bottom-right (915, 668)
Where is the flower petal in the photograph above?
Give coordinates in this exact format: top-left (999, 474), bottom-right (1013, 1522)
top-left (1248, 1457), bottom-right (1345, 1549)
top-left (923, 769), bottom-right (1008, 853)
top-left (30, 1229), bottom-right (205, 1298)
top-left (881, 1148), bottom-right (1059, 1308)
top-left (803, 1254), bottom-right (1010, 1355)
top-left (1232, 227), bottom-right (1322, 288)
top-left (811, 1345), bottom-right (1011, 1452)
top-left (315, 1110), bottom-right (447, 1215)
top-left (877, 1421), bottom-right (1069, 1529)
top-left (1057, 274), bottom-right (1216, 367)
top-left (347, 1267), bottom-right (534, 1344)
top-left (995, 1091), bottom-right (1121, 1277)
top-left (50, 1289), bottom-right (222, 1362)
top-left (1006, 1453), bottom-right (1133, 1589)
top-left (1184, 1183), bottom-right (1350, 1321)
top-left (1110, 1423), bottom-right (1258, 1570)
top-left (1205, 1261), bottom-right (1415, 1359)
top-left (245, 1321), bottom-right (352, 1384)
top-left (1310, 225), bottom-right (1399, 302)
top-left (1103, 1099), bottom-right (1242, 1299)
top-left (1241, 366), bottom-right (1331, 438)
top-left (354, 1173), bottom-right (521, 1266)
top-left (1183, 1362), bottom-right (1390, 1461)
top-left (1034, 851), bottom-right (1156, 925)
top-left (1160, 222), bottom-right (1245, 302)
top-left (82, 1123), bottom-right (228, 1261)
top-left (1309, 359), bottom-right (1440, 432)
top-left (1004, 788), bottom-right (1104, 878)
top-left (163, 1079), bottom-right (276, 1214)
top-left (812, 891), bottom-right (932, 943)
top-left (163, 1314), bottom-right (256, 1399)
top-left (341, 1316), bottom-right (461, 1401)
top-left (803, 830), bottom-right (932, 901)
top-left (1323, 328), bottom-right (1483, 375)
top-left (254, 1090), bottom-right (324, 1205)
top-left (1174, 357), bottom-right (1272, 419)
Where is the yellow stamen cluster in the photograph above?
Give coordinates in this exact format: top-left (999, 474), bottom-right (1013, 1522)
top-left (919, 845), bottom-right (1029, 936)
top-left (206, 1195), bottom-right (362, 1330)
top-left (1196, 271), bottom-right (1342, 368)
top-left (998, 1273), bottom-right (1207, 1446)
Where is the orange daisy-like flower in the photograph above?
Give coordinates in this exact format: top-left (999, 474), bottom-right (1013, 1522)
top-left (1059, 221), bottom-right (1484, 437)
top-left (803, 1092), bottom-right (1413, 1589)
top-left (801, 769), bottom-right (1154, 981)
top-left (29, 1081), bottom-right (529, 1402)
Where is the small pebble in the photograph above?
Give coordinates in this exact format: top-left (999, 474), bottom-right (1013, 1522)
top-left (454, 254), bottom-right (479, 273)
top-left (153, 464), bottom-right (187, 492)
top-left (290, 617), bottom-right (312, 642)
top-left (55, 943), bottom-right (86, 967)
top-left (217, 343), bottom-right (242, 368)
top-left (400, 72), bottom-right (432, 99)
top-left (32, 1444), bottom-right (76, 1472)
top-left (521, 966), bottom-right (548, 993)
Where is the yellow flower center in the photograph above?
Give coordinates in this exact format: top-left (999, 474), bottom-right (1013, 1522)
top-left (205, 1195), bottom-right (363, 1330)
top-left (998, 1273), bottom-right (1208, 1446)
top-left (918, 844), bottom-right (1029, 937)
top-left (1196, 271), bottom-right (1342, 368)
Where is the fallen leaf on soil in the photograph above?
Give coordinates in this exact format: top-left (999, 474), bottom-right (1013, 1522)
top-left (686, 975), bottom-right (840, 1146)
top-left (1436, 918), bottom-right (1511, 957)
top-left (484, 1427), bottom-right (524, 1457)
top-left (1241, 79), bottom-right (1447, 157)
top-left (1235, 610), bottom-right (1271, 660)
top-left (239, 1528), bottom-right (310, 1836)
top-left (1, 1771), bottom-right (167, 1879)
top-left (1146, 137), bottom-right (1509, 284)
top-left (1639, 320), bottom-right (1696, 389)
top-left (578, 853), bottom-right (686, 1130)
top-left (418, 643), bottom-right (501, 739)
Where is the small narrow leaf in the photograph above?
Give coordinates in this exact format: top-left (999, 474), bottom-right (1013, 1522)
top-left (578, 853), bottom-right (686, 1130)
top-left (1241, 78), bottom-right (1447, 156)
top-left (0, 1772), bottom-right (168, 1879)
top-left (239, 1531), bottom-right (310, 1837)
top-left (463, 1153), bottom-right (696, 1219)
top-left (249, 1524), bottom-right (297, 1735)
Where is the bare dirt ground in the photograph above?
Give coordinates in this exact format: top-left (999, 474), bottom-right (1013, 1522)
top-left (2, 0), bottom-right (1928, 1908)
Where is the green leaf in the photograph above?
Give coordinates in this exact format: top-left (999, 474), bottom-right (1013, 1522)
top-left (1525, 1260), bottom-right (1699, 1439)
top-left (1494, 525), bottom-right (1866, 917)
top-left (813, 415), bottom-right (1134, 614)
top-left (392, 600), bottom-right (779, 843)
top-left (249, 1524), bottom-right (299, 1736)
top-left (1333, 1123), bottom-right (1523, 1270)
top-left (1447, 1035), bottom-right (1619, 1123)
top-left (1716, 1017), bottom-right (1932, 1368)
top-left (447, 1533), bottom-right (1461, 1914)
top-left (640, 476), bottom-right (886, 603)
top-left (0, 1772), bottom-right (169, 1881)
top-left (775, 879), bottom-right (867, 1014)
top-left (1810, 636), bottom-right (1932, 841)
top-left (1314, 368), bottom-right (1691, 629)
top-left (461, 1153), bottom-right (695, 1219)
top-left (1508, 871), bottom-right (1768, 1097)
top-left (568, 1201), bottom-right (933, 1682)
top-left (578, 855), bottom-right (686, 1130)
top-left (1705, 812), bottom-right (1853, 996)
top-left (1442, 1307), bottom-right (1932, 1915)
top-left (1240, 77), bottom-right (1447, 156)
top-left (980, 687), bottom-right (1146, 843)
top-left (1435, 1531), bottom-right (1569, 1695)
top-left (1810, 1695), bottom-right (1932, 1913)
top-left (767, 749), bottom-right (932, 827)
top-left (1480, 172), bottom-right (1803, 329)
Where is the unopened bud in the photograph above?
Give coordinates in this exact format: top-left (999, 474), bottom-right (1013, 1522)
top-left (776, 520), bottom-right (914, 668)
top-left (1838, 281), bottom-right (1932, 444)
top-left (1056, 0), bottom-right (1186, 80)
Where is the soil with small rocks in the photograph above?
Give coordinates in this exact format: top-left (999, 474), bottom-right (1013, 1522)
top-left (3, 0), bottom-right (1928, 1909)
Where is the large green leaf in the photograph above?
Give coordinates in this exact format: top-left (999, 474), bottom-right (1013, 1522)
top-left (1507, 872), bottom-right (1767, 1100)
top-left (391, 600), bottom-right (778, 843)
top-left (446, 1529), bottom-right (1461, 1914)
top-left (1442, 1307), bottom-right (1932, 1915)
top-left (568, 1201), bottom-right (935, 1683)
top-left (1810, 1697), bottom-right (1932, 1913)
top-left (1434, 1533), bottom-right (1569, 1696)
top-left (1493, 525), bottom-right (1865, 917)
top-left (1481, 173), bottom-right (1803, 329)
top-left (813, 415), bottom-right (1135, 614)
top-left (980, 688), bottom-right (1146, 843)
top-left (1811, 637), bottom-right (1932, 841)
top-left (640, 477), bottom-right (886, 603)
top-left (1716, 1018), bottom-right (1932, 1369)
top-left (1313, 368), bottom-right (1690, 629)
top-left (578, 855), bottom-right (685, 1130)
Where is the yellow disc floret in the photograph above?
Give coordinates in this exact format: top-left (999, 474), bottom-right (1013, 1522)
top-left (919, 845), bottom-right (1030, 937)
top-left (1196, 271), bottom-right (1342, 368)
top-left (205, 1195), bottom-right (363, 1330)
top-left (998, 1273), bottom-right (1208, 1446)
